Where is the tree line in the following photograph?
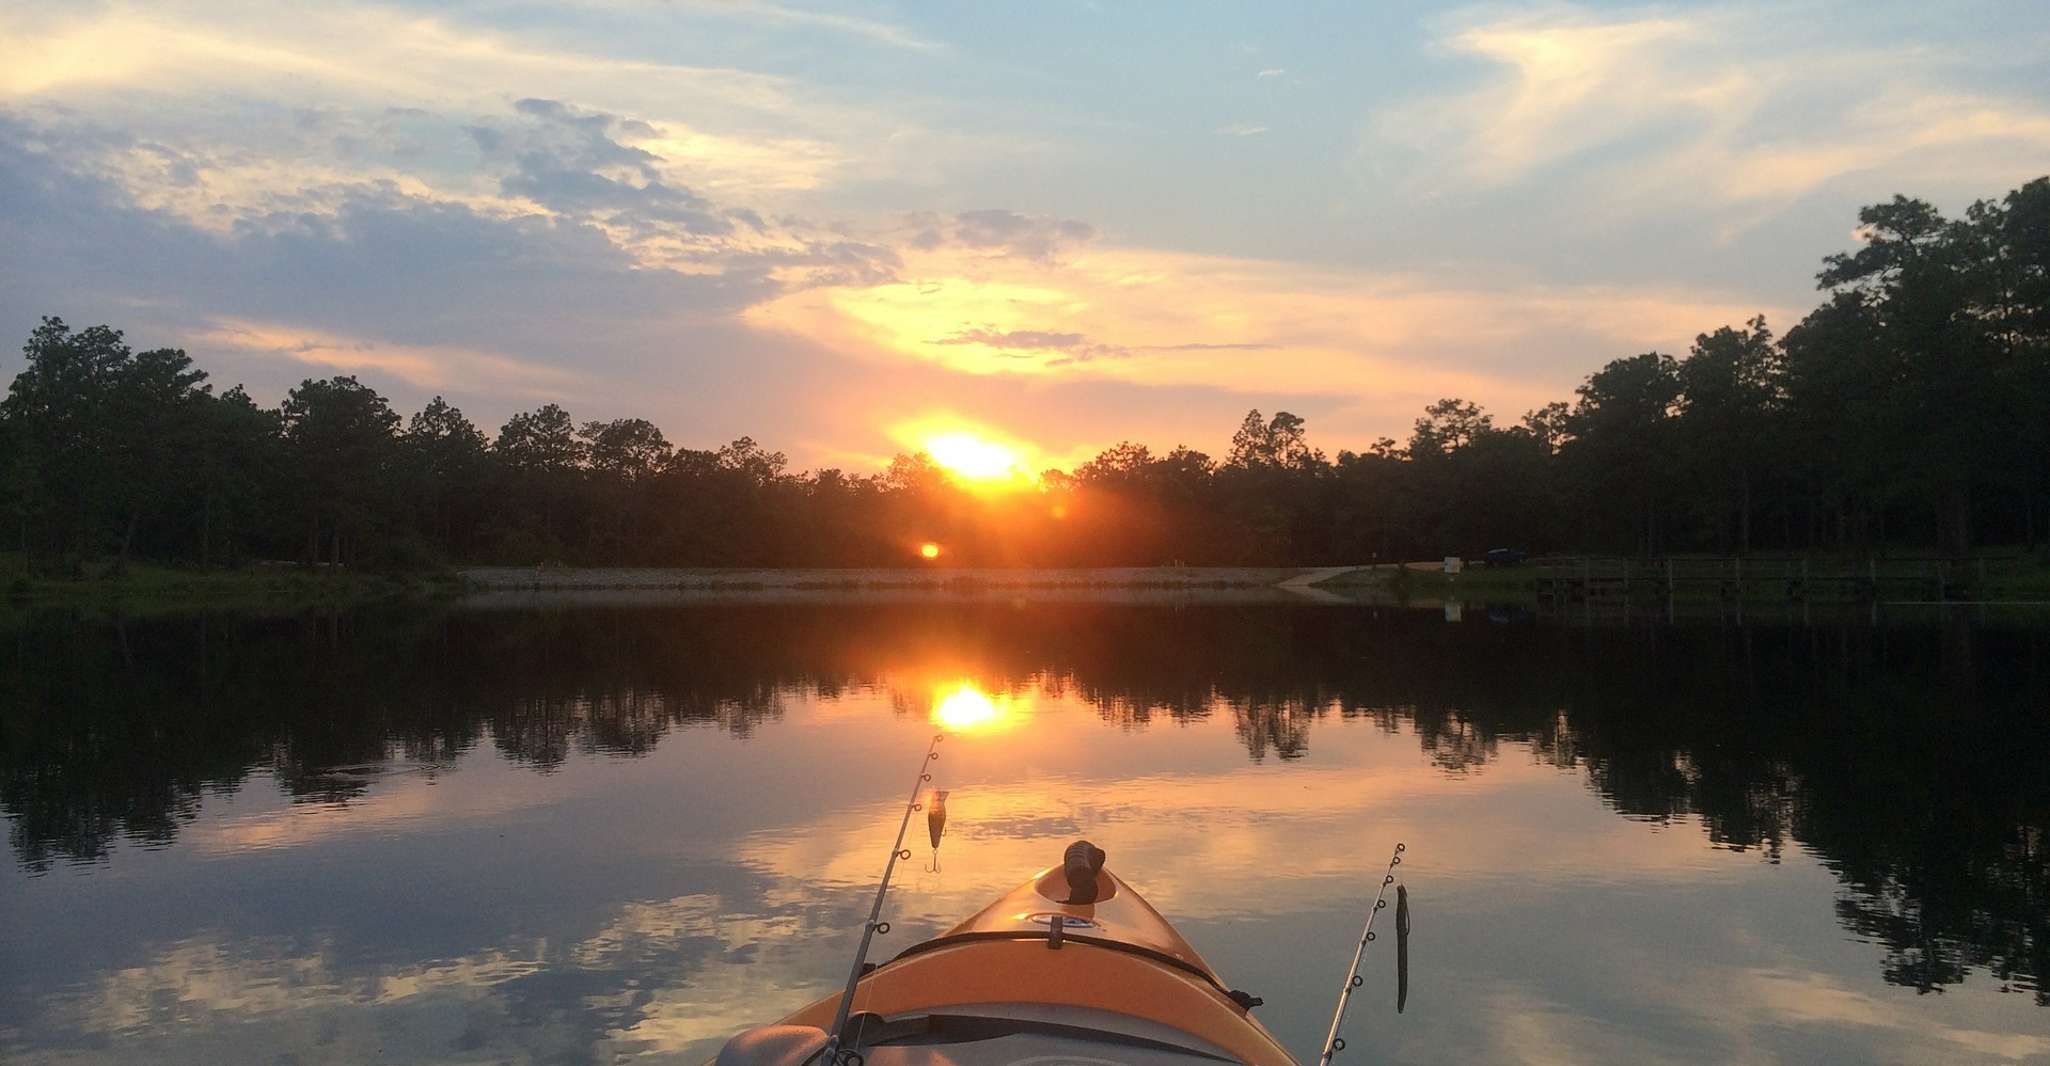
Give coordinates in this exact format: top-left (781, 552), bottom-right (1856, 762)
top-left (3, 179), bottom-right (2047, 571)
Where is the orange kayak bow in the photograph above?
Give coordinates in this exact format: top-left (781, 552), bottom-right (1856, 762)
top-left (711, 841), bottom-right (1296, 1066)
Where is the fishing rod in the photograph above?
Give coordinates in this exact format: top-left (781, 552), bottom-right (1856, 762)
top-left (1316, 842), bottom-right (1405, 1066)
top-left (819, 733), bottom-right (943, 1065)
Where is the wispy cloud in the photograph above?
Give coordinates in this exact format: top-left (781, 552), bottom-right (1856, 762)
top-left (1368, 3), bottom-right (2050, 219)
top-left (752, 238), bottom-right (1791, 440)
top-left (933, 328), bottom-right (1089, 350)
top-left (1215, 123), bottom-right (1269, 137)
top-left (665, 0), bottom-right (946, 52)
top-left (195, 319), bottom-right (585, 398)
top-left (1256, 67), bottom-right (1286, 78)
top-left (931, 328), bottom-right (1131, 367)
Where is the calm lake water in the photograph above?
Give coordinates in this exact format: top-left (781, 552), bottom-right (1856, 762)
top-left (3, 598), bottom-right (2046, 1065)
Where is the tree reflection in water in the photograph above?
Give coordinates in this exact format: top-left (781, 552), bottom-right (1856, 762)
top-left (2, 603), bottom-right (2043, 1003)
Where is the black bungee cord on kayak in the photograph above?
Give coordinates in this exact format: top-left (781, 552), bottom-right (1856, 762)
top-left (1317, 842), bottom-right (1409, 1066)
top-left (819, 733), bottom-right (943, 1066)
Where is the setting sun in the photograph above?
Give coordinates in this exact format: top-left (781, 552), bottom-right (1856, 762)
top-left (919, 542), bottom-right (941, 559)
top-left (924, 431), bottom-right (1031, 485)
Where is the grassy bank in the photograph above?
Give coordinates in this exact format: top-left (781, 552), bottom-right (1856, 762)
top-left (1313, 555), bottom-right (2050, 604)
top-left (1312, 564), bottom-right (1539, 603)
top-left (1, 555), bottom-right (461, 615)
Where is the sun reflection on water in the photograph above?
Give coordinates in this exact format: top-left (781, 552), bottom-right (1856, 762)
top-left (930, 681), bottom-right (1022, 734)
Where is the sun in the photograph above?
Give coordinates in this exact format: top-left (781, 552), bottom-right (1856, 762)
top-left (920, 542), bottom-right (941, 559)
top-left (924, 431), bottom-right (1031, 485)
top-left (887, 415), bottom-right (1045, 491)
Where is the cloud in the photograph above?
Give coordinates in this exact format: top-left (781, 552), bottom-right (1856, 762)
top-left (491, 97), bottom-right (737, 237)
top-left (1215, 123), bottom-right (1269, 137)
top-left (1369, 3), bottom-right (2050, 221)
top-left (193, 318), bottom-right (586, 398)
top-left (653, 0), bottom-right (946, 53)
top-left (930, 331), bottom-right (1280, 363)
top-left (934, 328), bottom-right (1088, 349)
top-left (0, 0), bottom-right (1020, 210)
top-left (1737, 969), bottom-right (2050, 1061)
top-left (931, 328), bottom-right (1130, 367)
top-left (0, 104), bottom-right (1332, 472)
top-left (752, 237), bottom-right (1789, 435)
top-left (0, 109), bottom-right (792, 413)
top-left (942, 209), bottom-right (1099, 261)
top-left (1256, 68), bottom-right (1286, 78)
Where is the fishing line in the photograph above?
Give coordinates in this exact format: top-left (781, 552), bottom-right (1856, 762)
top-left (1317, 841), bottom-right (1405, 1066)
top-left (821, 733), bottom-right (943, 1066)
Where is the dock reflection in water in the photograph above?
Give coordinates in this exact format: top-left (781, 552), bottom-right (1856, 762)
top-left (1, 603), bottom-right (2045, 1065)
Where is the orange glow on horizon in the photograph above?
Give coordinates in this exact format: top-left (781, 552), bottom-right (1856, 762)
top-left (920, 542), bottom-right (941, 559)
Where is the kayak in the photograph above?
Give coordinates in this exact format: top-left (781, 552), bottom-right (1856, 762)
top-left (709, 840), bottom-right (1299, 1066)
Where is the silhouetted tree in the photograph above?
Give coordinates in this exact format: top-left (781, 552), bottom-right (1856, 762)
top-left (407, 397), bottom-right (489, 560)
top-left (281, 376), bottom-right (402, 566)
top-left (1677, 316), bottom-right (1781, 553)
top-left (494, 403), bottom-right (585, 560)
top-left (1563, 352), bottom-right (1681, 554)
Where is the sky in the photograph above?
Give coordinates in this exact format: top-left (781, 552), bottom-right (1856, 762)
top-left (2, 0), bottom-right (2047, 473)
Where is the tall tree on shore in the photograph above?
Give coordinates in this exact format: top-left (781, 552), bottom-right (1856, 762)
top-left (1781, 294), bottom-right (1895, 548)
top-left (281, 376), bottom-right (402, 566)
top-left (1977, 179), bottom-right (2050, 546)
top-left (189, 386), bottom-right (282, 568)
top-left (1, 319), bottom-right (213, 568)
top-left (106, 344), bottom-right (211, 565)
top-left (494, 403), bottom-right (585, 558)
top-left (407, 397), bottom-right (489, 560)
top-left (1677, 317), bottom-right (1782, 554)
top-left (1816, 197), bottom-right (1993, 555)
top-left (3, 319), bottom-right (134, 563)
top-left (581, 417), bottom-right (671, 563)
top-left (1563, 352), bottom-right (1681, 555)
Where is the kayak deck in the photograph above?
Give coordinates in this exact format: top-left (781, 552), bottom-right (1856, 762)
top-left (714, 846), bottom-right (1298, 1066)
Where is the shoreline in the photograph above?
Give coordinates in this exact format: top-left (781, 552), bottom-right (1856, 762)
top-left (455, 564), bottom-right (1353, 592)
top-left (8, 558), bottom-right (2046, 615)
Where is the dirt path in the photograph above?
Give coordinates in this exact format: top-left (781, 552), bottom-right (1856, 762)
top-left (1277, 566), bottom-right (1363, 588)
top-left (1276, 566), bottom-right (1367, 602)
